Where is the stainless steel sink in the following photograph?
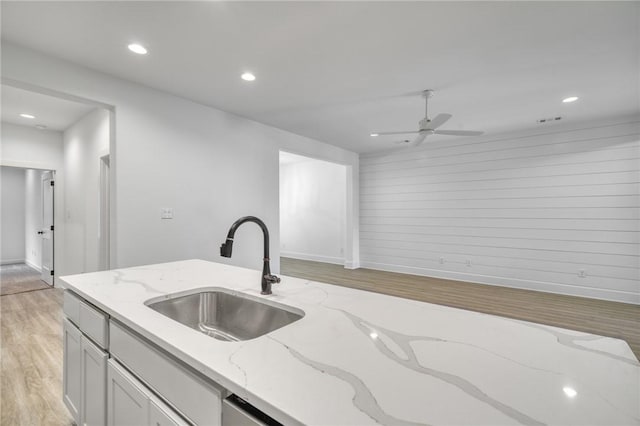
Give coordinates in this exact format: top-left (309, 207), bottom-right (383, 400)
top-left (146, 289), bottom-right (304, 342)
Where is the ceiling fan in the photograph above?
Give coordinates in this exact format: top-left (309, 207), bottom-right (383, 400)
top-left (373, 90), bottom-right (484, 146)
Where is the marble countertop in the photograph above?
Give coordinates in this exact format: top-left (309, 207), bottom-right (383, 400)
top-left (60, 259), bottom-right (639, 425)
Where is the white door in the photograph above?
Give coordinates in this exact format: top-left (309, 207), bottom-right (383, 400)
top-left (41, 171), bottom-right (54, 285)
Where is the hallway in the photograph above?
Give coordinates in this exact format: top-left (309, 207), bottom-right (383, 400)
top-left (0, 264), bottom-right (50, 296)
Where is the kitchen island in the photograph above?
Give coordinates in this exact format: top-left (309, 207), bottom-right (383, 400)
top-left (60, 259), bottom-right (639, 425)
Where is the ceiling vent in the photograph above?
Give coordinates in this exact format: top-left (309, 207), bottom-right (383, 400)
top-left (537, 116), bottom-right (562, 124)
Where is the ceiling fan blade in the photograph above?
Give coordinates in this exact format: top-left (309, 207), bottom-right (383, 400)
top-left (434, 130), bottom-right (484, 136)
top-left (375, 131), bottom-right (419, 136)
top-left (411, 133), bottom-right (428, 147)
top-left (428, 113), bottom-right (452, 130)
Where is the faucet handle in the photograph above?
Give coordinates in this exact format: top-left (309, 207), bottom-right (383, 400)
top-left (264, 274), bottom-right (281, 284)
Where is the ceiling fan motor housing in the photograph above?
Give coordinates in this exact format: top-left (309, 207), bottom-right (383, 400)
top-left (419, 117), bottom-right (433, 131)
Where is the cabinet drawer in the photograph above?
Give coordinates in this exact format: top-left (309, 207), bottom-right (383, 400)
top-left (63, 291), bottom-right (81, 326)
top-left (64, 290), bottom-right (109, 349)
top-left (79, 300), bottom-right (109, 349)
top-left (110, 321), bottom-right (222, 426)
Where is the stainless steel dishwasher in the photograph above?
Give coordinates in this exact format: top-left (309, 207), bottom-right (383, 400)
top-left (222, 395), bottom-right (283, 426)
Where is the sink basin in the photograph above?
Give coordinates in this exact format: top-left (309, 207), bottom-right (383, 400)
top-left (146, 288), bottom-right (304, 342)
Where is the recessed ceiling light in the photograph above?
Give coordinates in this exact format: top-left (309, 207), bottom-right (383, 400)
top-left (20, 113), bottom-right (35, 119)
top-left (241, 72), bottom-right (256, 82)
top-left (370, 133), bottom-right (379, 137)
top-left (562, 96), bottom-right (579, 103)
top-left (128, 43), bottom-right (148, 55)
top-left (562, 386), bottom-right (577, 398)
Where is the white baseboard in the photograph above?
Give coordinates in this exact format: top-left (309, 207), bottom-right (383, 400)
top-left (360, 261), bottom-right (640, 305)
top-left (281, 251), bottom-right (345, 266)
top-left (0, 258), bottom-right (25, 266)
top-left (344, 260), bottom-right (360, 270)
top-left (25, 259), bottom-right (42, 272)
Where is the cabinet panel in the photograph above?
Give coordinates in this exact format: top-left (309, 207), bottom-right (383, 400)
top-left (110, 321), bottom-right (221, 425)
top-left (149, 400), bottom-right (190, 426)
top-left (63, 318), bottom-right (82, 425)
top-left (107, 360), bottom-right (149, 426)
top-left (81, 337), bottom-right (107, 426)
top-left (63, 291), bottom-right (81, 326)
top-left (108, 360), bottom-right (190, 426)
top-left (79, 300), bottom-right (109, 349)
top-left (64, 290), bottom-right (109, 349)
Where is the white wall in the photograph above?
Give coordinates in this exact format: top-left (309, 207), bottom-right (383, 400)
top-left (25, 168), bottom-right (45, 270)
top-left (0, 166), bottom-right (26, 264)
top-left (1, 122), bottom-right (64, 170)
top-left (280, 155), bottom-right (346, 264)
top-left (1, 122), bottom-right (65, 277)
top-left (63, 108), bottom-right (109, 274)
top-left (2, 43), bottom-right (360, 275)
top-left (359, 118), bottom-right (640, 304)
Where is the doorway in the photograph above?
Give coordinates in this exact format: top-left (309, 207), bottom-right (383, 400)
top-left (0, 166), bottom-right (55, 295)
top-left (279, 151), bottom-right (348, 266)
top-left (1, 82), bottom-right (114, 283)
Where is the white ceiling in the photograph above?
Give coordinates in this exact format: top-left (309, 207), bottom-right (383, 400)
top-left (1, 84), bottom-right (95, 131)
top-left (1, 2), bottom-right (638, 153)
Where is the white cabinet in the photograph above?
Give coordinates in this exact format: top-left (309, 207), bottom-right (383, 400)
top-left (107, 360), bottom-right (189, 426)
top-left (81, 337), bottom-right (108, 426)
top-left (64, 317), bottom-right (108, 426)
top-left (110, 322), bottom-right (222, 425)
top-left (149, 400), bottom-right (190, 426)
top-left (64, 290), bottom-right (109, 349)
top-left (64, 291), bottom-right (219, 425)
top-left (63, 318), bottom-right (82, 425)
top-left (107, 359), bottom-right (148, 426)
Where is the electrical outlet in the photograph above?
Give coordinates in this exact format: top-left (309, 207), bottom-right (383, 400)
top-left (466, 259), bottom-right (472, 267)
top-left (578, 270), bottom-right (586, 278)
top-left (161, 208), bottom-right (173, 219)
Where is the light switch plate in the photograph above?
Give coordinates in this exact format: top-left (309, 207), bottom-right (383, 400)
top-left (161, 208), bottom-right (173, 219)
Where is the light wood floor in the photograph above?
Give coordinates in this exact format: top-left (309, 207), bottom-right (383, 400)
top-left (0, 288), bottom-right (73, 426)
top-left (281, 257), bottom-right (640, 359)
top-left (1, 264), bottom-right (50, 296)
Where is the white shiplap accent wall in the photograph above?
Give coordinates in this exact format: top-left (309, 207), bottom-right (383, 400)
top-left (359, 119), bottom-right (640, 304)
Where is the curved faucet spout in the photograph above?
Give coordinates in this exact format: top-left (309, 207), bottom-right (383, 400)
top-left (220, 216), bottom-right (280, 295)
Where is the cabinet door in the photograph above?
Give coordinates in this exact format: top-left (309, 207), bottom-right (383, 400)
top-left (81, 337), bottom-right (108, 425)
top-left (149, 400), bottom-right (190, 426)
top-left (63, 318), bottom-right (82, 425)
top-left (107, 360), bottom-right (149, 426)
